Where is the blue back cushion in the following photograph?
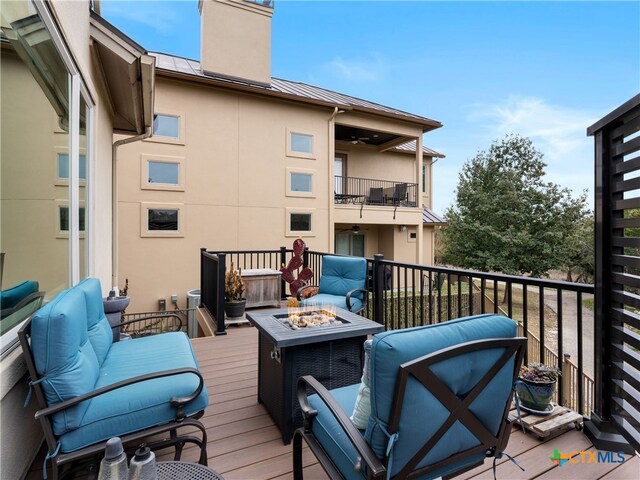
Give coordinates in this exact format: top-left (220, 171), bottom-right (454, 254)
top-left (1, 280), bottom-right (39, 309)
top-left (319, 256), bottom-right (367, 298)
top-left (365, 314), bottom-right (517, 477)
top-left (75, 278), bottom-right (112, 365)
top-left (30, 288), bottom-right (100, 435)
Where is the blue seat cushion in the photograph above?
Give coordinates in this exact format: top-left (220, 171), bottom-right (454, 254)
top-left (1, 280), bottom-right (38, 309)
top-left (318, 256), bottom-right (366, 300)
top-left (300, 293), bottom-right (363, 313)
top-left (365, 314), bottom-right (517, 477)
top-left (75, 278), bottom-right (113, 365)
top-left (30, 288), bottom-right (100, 435)
top-left (59, 332), bottom-right (209, 452)
top-left (308, 383), bottom-right (366, 480)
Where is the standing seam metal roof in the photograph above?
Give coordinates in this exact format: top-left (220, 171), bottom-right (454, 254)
top-left (150, 52), bottom-right (441, 127)
top-left (423, 207), bottom-right (447, 225)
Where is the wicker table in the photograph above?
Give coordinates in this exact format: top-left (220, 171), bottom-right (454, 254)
top-left (246, 308), bottom-right (383, 444)
top-left (157, 461), bottom-right (224, 479)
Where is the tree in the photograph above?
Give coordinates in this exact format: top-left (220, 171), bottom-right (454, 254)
top-left (442, 134), bottom-right (589, 278)
top-left (563, 216), bottom-right (594, 283)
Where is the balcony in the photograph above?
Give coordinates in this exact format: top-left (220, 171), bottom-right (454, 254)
top-left (334, 176), bottom-right (419, 207)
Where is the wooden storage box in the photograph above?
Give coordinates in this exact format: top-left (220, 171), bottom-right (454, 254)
top-left (241, 269), bottom-right (281, 308)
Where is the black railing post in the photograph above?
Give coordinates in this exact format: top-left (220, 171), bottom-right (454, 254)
top-left (303, 246), bottom-right (309, 268)
top-left (373, 254), bottom-right (385, 326)
top-left (215, 252), bottom-right (227, 336)
top-left (280, 246), bottom-right (287, 299)
top-left (199, 248), bottom-right (206, 308)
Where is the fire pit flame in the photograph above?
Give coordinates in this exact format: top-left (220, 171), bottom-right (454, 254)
top-left (283, 305), bottom-right (340, 329)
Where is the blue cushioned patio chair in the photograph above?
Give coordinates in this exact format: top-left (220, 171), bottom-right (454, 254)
top-left (297, 255), bottom-right (368, 314)
top-left (1, 280), bottom-right (44, 319)
top-left (293, 314), bottom-right (527, 480)
top-left (19, 278), bottom-right (209, 480)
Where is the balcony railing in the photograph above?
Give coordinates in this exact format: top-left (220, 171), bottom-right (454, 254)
top-left (334, 176), bottom-right (419, 207)
top-left (201, 247), bottom-right (595, 415)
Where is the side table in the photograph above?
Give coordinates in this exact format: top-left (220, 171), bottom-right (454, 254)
top-left (157, 461), bottom-right (224, 480)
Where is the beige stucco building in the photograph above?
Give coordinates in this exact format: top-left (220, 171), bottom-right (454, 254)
top-left (117, 0), bottom-right (445, 312)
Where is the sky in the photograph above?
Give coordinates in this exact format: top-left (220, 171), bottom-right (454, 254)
top-left (101, 0), bottom-right (640, 213)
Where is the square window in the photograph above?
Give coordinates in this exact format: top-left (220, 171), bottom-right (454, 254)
top-left (59, 206), bottom-right (85, 232)
top-left (290, 213), bottom-right (311, 231)
top-left (153, 114), bottom-right (180, 138)
top-left (291, 172), bottom-right (312, 192)
top-left (148, 161), bottom-right (179, 185)
top-left (148, 209), bottom-right (179, 231)
top-left (290, 133), bottom-right (313, 154)
top-left (57, 153), bottom-right (86, 180)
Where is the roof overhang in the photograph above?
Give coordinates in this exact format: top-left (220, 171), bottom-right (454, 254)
top-left (89, 12), bottom-right (154, 134)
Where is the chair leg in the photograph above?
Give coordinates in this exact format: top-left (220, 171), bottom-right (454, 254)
top-left (293, 430), bottom-right (304, 480)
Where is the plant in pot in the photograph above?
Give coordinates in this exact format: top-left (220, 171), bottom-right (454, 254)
top-left (515, 362), bottom-right (561, 414)
top-left (224, 263), bottom-right (246, 318)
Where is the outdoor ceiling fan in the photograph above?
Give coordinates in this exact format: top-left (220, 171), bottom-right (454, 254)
top-left (341, 135), bottom-right (370, 145)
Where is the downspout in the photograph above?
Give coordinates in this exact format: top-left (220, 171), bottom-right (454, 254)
top-left (111, 128), bottom-right (151, 289)
top-left (328, 107), bottom-right (343, 253)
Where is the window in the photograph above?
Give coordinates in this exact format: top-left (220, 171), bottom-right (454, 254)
top-left (285, 167), bottom-right (315, 197)
top-left (335, 232), bottom-right (365, 257)
top-left (59, 206), bottom-right (86, 232)
top-left (141, 203), bottom-right (184, 237)
top-left (57, 152), bottom-right (86, 181)
top-left (286, 208), bottom-right (315, 236)
top-left (422, 164), bottom-right (427, 193)
top-left (147, 113), bottom-right (185, 145)
top-left (286, 129), bottom-right (315, 159)
top-left (153, 114), bottom-right (180, 138)
top-left (141, 155), bottom-right (185, 191)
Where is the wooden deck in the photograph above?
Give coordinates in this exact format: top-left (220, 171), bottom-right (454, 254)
top-left (27, 324), bottom-right (638, 479)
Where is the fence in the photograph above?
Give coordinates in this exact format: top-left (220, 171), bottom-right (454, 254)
top-left (334, 176), bottom-right (418, 207)
top-left (200, 248), bottom-right (595, 415)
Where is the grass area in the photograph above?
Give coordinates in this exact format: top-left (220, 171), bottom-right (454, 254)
top-left (583, 297), bottom-right (595, 311)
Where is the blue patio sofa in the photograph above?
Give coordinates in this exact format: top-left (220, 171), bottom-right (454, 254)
top-left (19, 278), bottom-right (209, 479)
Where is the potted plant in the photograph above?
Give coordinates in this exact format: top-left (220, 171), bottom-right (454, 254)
top-left (224, 262), bottom-right (246, 318)
top-left (515, 362), bottom-right (561, 413)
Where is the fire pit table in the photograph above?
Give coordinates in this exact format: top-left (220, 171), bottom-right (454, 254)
top-left (246, 307), bottom-right (383, 444)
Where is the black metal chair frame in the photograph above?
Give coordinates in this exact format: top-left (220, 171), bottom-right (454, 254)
top-left (18, 315), bottom-right (208, 480)
top-left (293, 337), bottom-right (527, 480)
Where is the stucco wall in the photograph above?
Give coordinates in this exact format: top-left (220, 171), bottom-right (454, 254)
top-left (117, 78), bottom-right (333, 311)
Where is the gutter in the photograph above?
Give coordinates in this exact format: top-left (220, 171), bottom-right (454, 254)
top-left (111, 129), bottom-right (151, 289)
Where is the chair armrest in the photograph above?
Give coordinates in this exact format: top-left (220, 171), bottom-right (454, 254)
top-left (1, 291), bottom-right (45, 318)
top-left (297, 375), bottom-right (385, 479)
top-left (296, 285), bottom-right (319, 301)
top-left (35, 367), bottom-right (204, 421)
top-left (117, 313), bottom-right (183, 334)
top-left (346, 288), bottom-right (368, 312)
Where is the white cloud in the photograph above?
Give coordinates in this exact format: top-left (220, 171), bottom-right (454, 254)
top-left (466, 95), bottom-right (599, 203)
top-left (101, 1), bottom-right (180, 34)
top-left (324, 53), bottom-right (385, 83)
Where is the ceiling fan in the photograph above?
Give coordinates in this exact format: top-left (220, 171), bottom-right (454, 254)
top-left (340, 135), bottom-right (370, 145)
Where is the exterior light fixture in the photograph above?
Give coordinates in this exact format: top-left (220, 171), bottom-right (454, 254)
top-left (400, 225), bottom-right (407, 232)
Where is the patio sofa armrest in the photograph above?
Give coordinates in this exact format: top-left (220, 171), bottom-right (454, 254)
top-left (346, 288), bottom-right (368, 313)
top-left (297, 375), bottom-right (385, 479)
top-left (35, 367), bottom-right (204, 422)
top-left (117, 313), bottom-right (183, 335)
top-left (296, 285), bottom-right (319, 301)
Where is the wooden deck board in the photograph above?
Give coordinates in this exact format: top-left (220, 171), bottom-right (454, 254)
top-left (25, 324), bottom-right (638, 479)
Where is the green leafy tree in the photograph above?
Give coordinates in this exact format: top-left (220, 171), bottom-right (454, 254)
top-left (563, 216), bottom-right (594, 283)
top-left (442, 134), bottom-right (589, 278)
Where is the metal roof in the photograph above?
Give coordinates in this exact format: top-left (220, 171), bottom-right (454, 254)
top-left (150, 52), bottom-right (441, 129)
top-left (392, 139), bottom-right (445, 158)
top-left (423, 207), bottom-right (447, 225)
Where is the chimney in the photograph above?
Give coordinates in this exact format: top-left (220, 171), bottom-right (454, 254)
top-left (199, 0), bottom-right (273, 86)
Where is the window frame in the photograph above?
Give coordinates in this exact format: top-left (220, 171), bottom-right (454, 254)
top-left (285, 167), bottom-right (315, 198)
top-left (140, 202), bottom-right (184, 238)
top-left (54, 147), bottom-right (87, 185)
top-left (56, 201), bottom-right (86, 238)
top-left (145, 112), bottom-right (185, 145)
top-left (286, 128), bottom-right (315, 159)
top-left (285, 208), bottom-right (315, 237)
top-left (140, 154), bottom-right (185, 191)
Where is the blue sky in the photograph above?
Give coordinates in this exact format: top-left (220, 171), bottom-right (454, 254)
top-left (102, 0), bottom-right (640, 213)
